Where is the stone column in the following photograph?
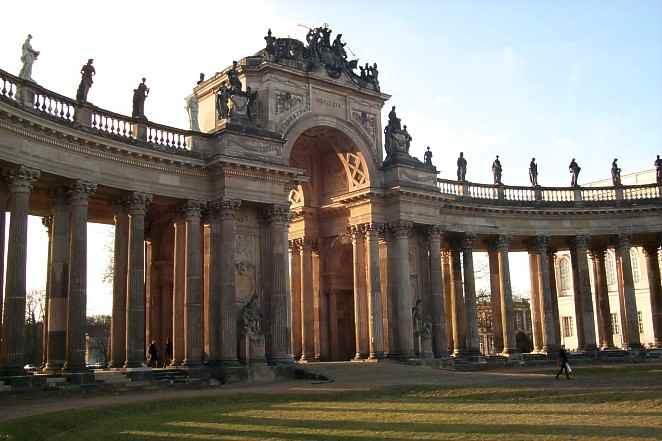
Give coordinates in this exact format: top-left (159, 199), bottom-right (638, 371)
top-left (427, 226), bottom-right (447, 358)
top-left (289, 241), bottom-right (302, 360)
top-left (533, 236), bottom-right (559, 354)
top-left (109, 203), bottom-right (128, 368)
top-left (497, 235), bottom-right (518, 355)
top-left (64, 180), bottom-right (96, 372)
top-left (124, 192), bottom-right (151, 368)
top-left (300, 237), bottom-right (317, 361)
top-left (171, 219), bottom-right (186, 365)
top-left (385, 230), bottom-right (398, 358)
top-left (266, 205), bottom-right (293, 363)
top-left (449, 241), bottom-right (465, 356)
top-left (442, 250), bottom-right (453, 352)
top-left (313, 246), bottom-right (328, 361)
top-left (643, 243), bottom-right (661, 348)
top-left (0, 184), bottom-right (6, 362)
top-left (366, 223), bottom-right (385, 359)
top-left (1, 166), bottom-right (39, 373)
top-left (548, 250), bottom-right (562, 346)
top-left (392, 221), bottom-right (414, 359)
top-left (41, 216), bottom-right (52, 368)
top-left (44, 190), bottom-right (70, 372)
top-left (591, 247), bottom-right (614, 349)
top-left (350, 226), bottom-right (369, 360)
top-left (488, 243), bottom-right (504, 354)
top-left (462, 235), bottom-right (480, 355)
top-left (182, 201), bottom-right (203, 366)
top-left (528, 252), bottom-right (543, 352)
top-left (206, 205), bottom-right (222, 364)
top-left (570, 236), bottom-right (597, 353)
top-left (615, 235), bottom-right (641, 350)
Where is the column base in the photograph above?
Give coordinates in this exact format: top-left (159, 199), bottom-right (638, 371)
top-left (123, 361), bottom-right (145, 369)
top-left (181, 360), bottom-right (202, 368)
top-left (268, 356), bottom-right (295, 365)
top-left (352, 352), bottom-right (369, 361)
top-left (300, 353), bottom-right (318, 363)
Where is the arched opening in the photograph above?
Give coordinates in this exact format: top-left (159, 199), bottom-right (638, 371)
top-left (288, 125), bottom-right (371, 362)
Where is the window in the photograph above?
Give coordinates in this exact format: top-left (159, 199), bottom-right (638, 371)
top-left (562, 316), bottom-right (574, 338)
top-left (559, 258), bottom-right (571, 293)
top-left (515, 311), bottom-right (524, 330)
top-left (631, 249), bottom-right (640, 283)
top-left (606, 252), bottom-right (616, 286)
top-left (611, 313), bottom-right (620, 335)
top-left (638, 311), bottom-right (644, 334)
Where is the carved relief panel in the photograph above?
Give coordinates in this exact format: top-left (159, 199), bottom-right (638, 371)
top-left (235, 207), bottom-right (261, 306)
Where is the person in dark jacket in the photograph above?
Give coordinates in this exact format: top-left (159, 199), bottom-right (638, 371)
top-left (555, 345), bottom-right (571, 379)
top-left (147, 340), bottom-right (159, 368)
top-left (164, 338), bottom-right (173, 367)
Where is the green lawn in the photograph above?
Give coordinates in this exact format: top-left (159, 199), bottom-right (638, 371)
top-left (1, 371), bottom-right (661, 440)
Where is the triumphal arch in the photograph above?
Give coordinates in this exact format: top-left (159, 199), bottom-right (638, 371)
top-left (0, 26), bottom-right (661, 376)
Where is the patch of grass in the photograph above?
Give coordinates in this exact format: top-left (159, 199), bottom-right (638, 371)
top-left (1, 370), bottom-right (662, 440)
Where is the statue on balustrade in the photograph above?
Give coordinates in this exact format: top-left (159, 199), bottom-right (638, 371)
top-left (457, 152), bottom-right (467, 181)
top-left (424, 146), bottom-right (433, 167)
top-left (75, 59), bottom-right (95, 103)
top-left (197, 73), bottom-right (205, 85)
top-left (246, 86), bottom-right (258, 122)
top-left (529, 157), bottom-right (538, 186)
top-left (656, 155), bottom-right (662, 185)
top-left (184, 94), bottom-right (200, 131)
top-left (227, 61), bottom-right (243, 94)
top-left (569, 158), bottom-right (581, 187)
top-left (611, 158), bottom-right (622, 186)
top-left (216, 82), bottom-right (230, 120)
top-left (18, 34), bottom-right (40, 82)
top-left (132, 78), bottom-right (149, 119)
top-left (383, 106), bottom-right (413, 158)
top-left (492, 155), bottom-right (503, 185)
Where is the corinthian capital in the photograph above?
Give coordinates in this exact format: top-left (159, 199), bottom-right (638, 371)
top-left (68, 180), bottom-right (97, 203)
top-left (389, 220), bottom-right (413, 238)
top-left (497, 234), bottom-right (512, 251)
top-left (5, 165), bottom-right (40, 193)
top-left (427, 225), bottom-right (443, 241)
top-left (181, 200), bottom-right (204, 220)
top-left (263, 204), bottom-right (290, 225)
top-left (127, 192), bottom-right (152, 214)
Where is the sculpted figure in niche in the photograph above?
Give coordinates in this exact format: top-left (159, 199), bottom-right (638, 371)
top-left (492, 155), bottom-right (503, 185)
top-left (569, 158), bottom-right (581, 187)
top-left (611, 158), bottom-right (622, 186)
top-left (412, 299), bottom-right (424, 335)
top-left (246, 86), bottom-right (258, 121)
top-left (529, 157), bottom-right (538, 186)
top-left (132, 78), bottom-right (149, 119)
top-left (240, 294), bottom-right (262, 337)
top-left (185, 94), bottom-right (200, 131)
top-left (76, 59), bottom-right (95, 102)
top-left (457, 152), bottom-right (467, 181)
top-left (18, 34), bottom-right (40, 81)
top-left (655, 155), bottom-right (662, 185)
top-left (424, 146), bottom-right (433, 167)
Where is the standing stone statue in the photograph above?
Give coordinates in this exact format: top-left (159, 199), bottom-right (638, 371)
top-left (18, 34), bottom-right (40, 81)
top-left (569, 158), bottom-right (581, 187)
top-left (184, 94), bottom-right (200, 131)
top-left (412, 299), bottom-right (423, 335)
top-left (216, 82), bottom-right (230, 120)
top-left (492, 155), bottom-right (503, 185)
top-left (197, 73), bottom-right (205, 85)
top-left (529, 157), bottom-right (538, 186)
top-left (75, 59), bottom-right (95, 102)
top-left (424, 146), bottom-right (433, 167)
top-left (132, 78), bottom-right (150, 119)
top-left (655, 155), bottom-right (662, 185)
top-left (457, 152), bottom-right (467, 181)
top-left (246, 86), bottom-right (258, 121)
top-left (611, 158), bottom-right (622, 186)
top-left (227, 61), bottom-right (243, 94)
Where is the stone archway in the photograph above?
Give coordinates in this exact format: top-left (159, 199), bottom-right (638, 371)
top-left (287, 124), bottom-right (372, 362)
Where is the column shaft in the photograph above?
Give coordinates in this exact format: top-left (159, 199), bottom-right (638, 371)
top-left (616, 236), bottom-right (641, 350)
top-left (498, 236), bottom-right (518, 355)
top-left (366, 224), bottom-right (385, 359)
top-left (124, 193), bottom-right (150, 367)
top-left (488, 247), bottom-right (504, 354)
top-left (442, 251), bottom-right (453, 353)
top-left (528, 253), bottom-right (543, 352)
top-left (64, 180), bottom-right (95, 371)
top-left (535, 237), bottom-right (558, 354)
top-left (217, 200), bottom-right (240, 364)
top-left (570, 236), bottom-right (597, 352)
top-left (393, 222), bottom-right (414, 359)
top-left (172, 221), bottom-right (186, 365)
top-left (1, 166), bottom-right (38, 373)
top-left (428, 227), bottom-right (447, 358)
top-left (644, 244), bottom-right (662, 347)
top-left (182, 201), bottom-right (203, 366)
top-left (45, 190), bottom-right (70, 371)
top-left (592, 249), bottom-right (614, 349)
top-left (289, 242), bottom-right (302, 360)
top-left (462, 236), bottom-right (480, 355)
top-left (42, 216), bottom-right (52, 368)
top-left (548, 251), bottom-right (562, 346)
top-left (300, 239), bottom-right (316, 361)
top-left (267, 205), bottom-right (293, 363)
top-left (449, 244), bottom-right (465, 356)
top-left (351, 228), bottom-right (369, 359)
top-left (207, 212), bottom-right (222, 363)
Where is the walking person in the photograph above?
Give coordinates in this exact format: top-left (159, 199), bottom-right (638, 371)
top-left (147, 340), bottom-right (160, 368)
top-left (555, 345), bottom-right (572, 380)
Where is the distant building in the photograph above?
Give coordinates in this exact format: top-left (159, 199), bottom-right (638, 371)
top-left (477, 293), bottom-right (533, 355)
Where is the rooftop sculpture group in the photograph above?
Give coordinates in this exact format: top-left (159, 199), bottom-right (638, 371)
top-left (383, 106), bottom-right (413, 160)
top-left (264, 26), bottom-right (380, 91)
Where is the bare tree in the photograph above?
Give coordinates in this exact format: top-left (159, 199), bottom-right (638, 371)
top-left (25, 289), bottom-right (46, 365)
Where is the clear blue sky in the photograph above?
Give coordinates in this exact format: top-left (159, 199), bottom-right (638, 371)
top-left (1, 0), bottom-right (661, 311)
